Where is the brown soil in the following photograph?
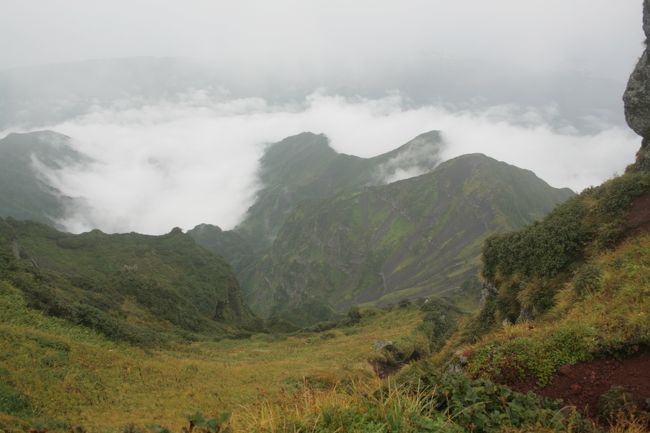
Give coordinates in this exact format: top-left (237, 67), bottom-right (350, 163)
top-left (503, 350), bottom-right (650, 419)
top-left (626, 191), bottom-right (650, 235)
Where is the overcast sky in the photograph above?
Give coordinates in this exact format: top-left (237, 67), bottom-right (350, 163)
top-left (0, 0), bottom-right (643, 81)
top-left (0, 1), bottom-right (646, 234)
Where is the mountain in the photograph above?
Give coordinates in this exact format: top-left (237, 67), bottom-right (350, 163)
top-left (188, 223), bottom-right (258, 278)
top-left (0, 218), bottom-right (255, 344)
top-left (0, 131), bottom-right (85, 228)
top-left (234, 130), bottom-right (444, 247)
top-left (246, 153), bottom-right (575, 324)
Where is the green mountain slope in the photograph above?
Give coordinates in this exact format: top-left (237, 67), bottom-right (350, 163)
top-left (248, 154), bottom-right (574, 324)
top-left (188, 223), bottom-right (258, 278)
top-left (0, 131), bottom-right (85, 228)
top-left (234, 130), bottom-right (444, 247)
top-left (190, 130), bottom-right (445, 297)
top-left (0, 218), bottom-right (254, 344)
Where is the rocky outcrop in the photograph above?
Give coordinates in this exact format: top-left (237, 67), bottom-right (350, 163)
top-left (624, 0), bottom-right (650, 170)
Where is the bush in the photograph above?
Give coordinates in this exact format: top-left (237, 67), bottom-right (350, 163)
top-left (461, 294), bottom-right (497, 343)
top-left (467, 324), bottom-right (598, 386)
top-left (397, 367), bottom-right (589, 433)
top-left (418, 297), bottom-right (463, 351)
top-left (598, 386), bottom-right (640, 425)
top-left (572, 264), bottom-right (602, 298)
top-left (347, 306), bottom-right (362, 324)
top-left (481, 171), bottom-right (650, 324)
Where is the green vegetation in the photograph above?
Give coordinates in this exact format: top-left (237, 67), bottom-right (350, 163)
top-left (462, 232), bottom-right (650, 386)
top-left (481, 171), bottom-right (650, 324)
top-left (447, 170), bottom-right (650, 388)
top-left (250, 153), bottom-right (573, 323)
top-left (234, 131), bottom-right (444, 248)
top-left (0, 217), bottom-right (255, 344)
top-left (236, 364), bottom-right (590, 433)
top-left (1, 128), bottom-right (648, 433)
top-left (191, 131), bottom-right (448, 318)
top-left (0, 283), bottom-right (424, 431)
top-left (0, 131), bottom-right (86, 228)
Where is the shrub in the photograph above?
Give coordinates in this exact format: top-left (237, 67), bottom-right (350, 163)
top-left (481, 171), bottom-right (650, 325)
top-left (572, 264), bottom-right (603, 298)
top-left (598, 386), bottom-right (640, 425)
top-left (347, 306), bottom-right (362, 324)
top-left (182, 412), bottom-right (231, 433)
top-left (397, 367), bottom-right (589, 433)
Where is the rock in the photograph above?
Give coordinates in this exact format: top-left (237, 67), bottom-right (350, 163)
top-left (624, 0), bottom-right (650, 170)
top-left (625, 52), bottom-right (650, 138)
top-left (373, 340), bottom-right (395, 351)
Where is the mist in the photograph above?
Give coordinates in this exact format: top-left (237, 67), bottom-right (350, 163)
top-left (0, 1), bottom-right (644, 234)
top-left (21, 92), bottom-right (636, 235)
top-left (1, 0), bottom-right (641, 83)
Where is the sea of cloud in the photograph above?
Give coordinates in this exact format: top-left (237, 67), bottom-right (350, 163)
top-left (23, 91), bottom-right (639, 234)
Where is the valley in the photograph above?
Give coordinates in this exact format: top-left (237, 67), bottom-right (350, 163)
top-left (0, 1), bottom-right (649, 432)
top-left (0, 282), bottom-right (425, 431)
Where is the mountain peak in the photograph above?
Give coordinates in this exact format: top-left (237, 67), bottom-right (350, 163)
top-left (264, 132), bottom-right (333, 156)
top-left (191, 223), bottom-right (223, 234)
top-left (370, 130), bottom-right (444, 184)
top-left (376, 130), bottom-right (442, 158)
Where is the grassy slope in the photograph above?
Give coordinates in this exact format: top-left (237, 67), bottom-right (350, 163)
top-left (190, 130), bottom-right (445, 286)
top-left (0, 218), bottom-right (253, 344)
top-left (212, 172), bottom-right (650, 433)
top-left (442, 170), bottom-right (650, 386)
top-left (250, 154), bottom-right (574, 322)
top-left (0, 282), bottom-right (424, 432)
top-left (216, 176), bottom-right (650, 433)
top-left (461, 233), bottom-right (650, 386)
top-left (234, 131), bottom-right (444, 248)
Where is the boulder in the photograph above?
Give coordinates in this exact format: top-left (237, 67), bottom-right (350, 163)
top-left (624, 0), bottom-right (650, 170)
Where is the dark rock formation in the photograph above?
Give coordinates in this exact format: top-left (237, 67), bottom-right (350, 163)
top-left (624, 0), bottom-right (650, 170)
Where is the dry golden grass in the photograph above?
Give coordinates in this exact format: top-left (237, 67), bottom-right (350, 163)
top-left (0, 285), bottom-right (423, 432)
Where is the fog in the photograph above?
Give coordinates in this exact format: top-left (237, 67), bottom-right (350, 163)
top-left (1, 0), bottom-right (641, 82)
top-left (24, 93), bottom-right (636, 234)
top-left (0, 1), bottom-right (644, 234)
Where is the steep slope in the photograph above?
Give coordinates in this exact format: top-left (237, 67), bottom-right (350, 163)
top-left (188, 223), bottom-right (258, 278)
top-left (433, 168), bottom-right (650, 424)
top-left (248, 154), bottom-right (574, 323)
top-left (0, 131), bottom-right (85, 228)
top-left (448, 1), bottom-right (650, 397)
top-left (0, 218), bottom-right (254, 343)
top-left (234, 130), bottom-right (444, 247)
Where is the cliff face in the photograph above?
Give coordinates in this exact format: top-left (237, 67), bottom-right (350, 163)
top-left (624, 0), bottom-right (650, 170)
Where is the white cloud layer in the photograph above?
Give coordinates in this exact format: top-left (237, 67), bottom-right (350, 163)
top-left (37, 92), bottom-right (639, 234)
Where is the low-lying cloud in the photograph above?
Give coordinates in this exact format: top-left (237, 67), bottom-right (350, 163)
top-left (30, 92), bottom-right (640, 234)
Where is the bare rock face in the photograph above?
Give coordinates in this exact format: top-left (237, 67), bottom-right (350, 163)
top-left (624, 0), bottom-right (650, 170)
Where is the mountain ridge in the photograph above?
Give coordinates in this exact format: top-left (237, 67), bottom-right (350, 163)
top-left (0, 131), bottom-right (87, 229)
top-left (0, 217), bottom-right (255, 343)
top-left (245, 152), bottom-right (575, 324)
top-left (233, 130), bottom-right (445, 246)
